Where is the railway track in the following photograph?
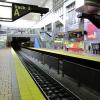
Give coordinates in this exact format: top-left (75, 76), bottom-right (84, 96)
top-left (18, 51), bottom-right (81, 100)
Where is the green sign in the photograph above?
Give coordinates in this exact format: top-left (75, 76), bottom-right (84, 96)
top-left (12, 3), bottom-right (31, 21)
top-left (12, 3), bottom-right (49, 21)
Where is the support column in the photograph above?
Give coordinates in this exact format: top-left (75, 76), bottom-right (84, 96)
top-left (79, 18), bottom-right (86, 51)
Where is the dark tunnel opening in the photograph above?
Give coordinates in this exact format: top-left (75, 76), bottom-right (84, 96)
top-left (11, 37), bottom-right (30, 50)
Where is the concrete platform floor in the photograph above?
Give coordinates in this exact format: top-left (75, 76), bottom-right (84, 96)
top-left (0, 48), bottom-right (21, 100)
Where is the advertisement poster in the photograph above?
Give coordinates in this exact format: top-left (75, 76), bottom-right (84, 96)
top-left (87, 23), bottom-right (97, 39)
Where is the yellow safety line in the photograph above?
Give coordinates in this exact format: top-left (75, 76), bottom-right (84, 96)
top-left (11, 48), bottom-right (46, 100)
top-left (28, 47), bottom-right (100, 62)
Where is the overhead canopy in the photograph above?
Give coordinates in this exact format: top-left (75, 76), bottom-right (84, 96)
top-left (76, 0), bottom-right (100, 28)
top-left (76, 0), bottom-right (100, 14)
top-left (85, 0), bottom-right (100, 7)
top-left (77, 13), bottom-right (100, 28)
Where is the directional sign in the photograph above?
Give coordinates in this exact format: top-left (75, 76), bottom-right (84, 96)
top-left (12, 3), bottom-right (31, 21)
top-left (12, 3), bottom-right (49, 21)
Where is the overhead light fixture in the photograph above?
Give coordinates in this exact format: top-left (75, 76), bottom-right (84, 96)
top-left (0, 2), bottom-right (12, 21)
top-left (0, 6), bottom-right (12, 18)
top-left (0, 2), bottom-right (12, 6)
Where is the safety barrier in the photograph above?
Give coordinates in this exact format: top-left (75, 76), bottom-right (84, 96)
top-left (63, 60), bottom-right (100, 92)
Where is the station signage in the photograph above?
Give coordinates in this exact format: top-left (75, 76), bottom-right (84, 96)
top-left (12, 3), bottom-right (49, 21)
top-left (12, 3), bottom-right (31, 21)
top-left (87, 23), bottom-right (97, 39)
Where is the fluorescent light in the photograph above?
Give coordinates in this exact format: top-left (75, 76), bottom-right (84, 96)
top-left (0, 6), bottom-right (12, 18)
top-left (0, 18), bottom-right (12, 22)
top-left (0, 2), bottom-right (12, 6)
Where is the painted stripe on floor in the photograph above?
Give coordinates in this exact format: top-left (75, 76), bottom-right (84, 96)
top-left (11, 48), bottom-right (46, 100)
top-left (28, 47), bottom-right (100, 62)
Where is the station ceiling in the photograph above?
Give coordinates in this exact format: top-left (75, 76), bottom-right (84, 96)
top-left (6, 0), bottom-right (47, 6)
top-left (0, 0), bottom-right (48, 28)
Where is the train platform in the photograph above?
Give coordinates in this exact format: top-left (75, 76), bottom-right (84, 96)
top-left (21, 47), bottom-right (100, 100)
top-left (28, 47), bottom-right (100, 62)
top-left (0, 48), bottom-right (46, 100)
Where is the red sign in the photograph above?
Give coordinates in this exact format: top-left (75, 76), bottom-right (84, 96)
top-left (87, 23), bottom-right (97, 39)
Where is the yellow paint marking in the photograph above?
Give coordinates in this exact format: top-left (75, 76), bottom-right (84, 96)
top-left (28, 47), bottom-right (100, 62)
top-left (11, 48), bottom-right (46, 100)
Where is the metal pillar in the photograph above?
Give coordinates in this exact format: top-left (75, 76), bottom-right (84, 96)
top-left (79, 18), bottom-right (86, 51)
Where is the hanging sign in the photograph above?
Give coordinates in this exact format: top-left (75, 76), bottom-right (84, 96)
top-left (12, 3), bottom-right (49, 21)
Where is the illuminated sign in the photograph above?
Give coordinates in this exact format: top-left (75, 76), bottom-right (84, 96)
top-left (12, 3), bottom-right (34, 21)
top-left (87, 23), bottom-right (97, 39)
top-left (12, 3), bottom-right (49, 21)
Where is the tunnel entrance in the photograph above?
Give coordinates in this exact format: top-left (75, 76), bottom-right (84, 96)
top-left (11, 37), bottom-right (30, 50)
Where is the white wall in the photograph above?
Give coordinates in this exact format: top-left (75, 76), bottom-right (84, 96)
top-left (6, 0), bottom-right (45, 6)
top-left (0, 19), bottom-right (35, 28)
top-left (75, 0), bottom-right (85, 9)
top-left (43, 0), bottom-right (53, 10)
top-left (0, 2), bottom-right (12, 19)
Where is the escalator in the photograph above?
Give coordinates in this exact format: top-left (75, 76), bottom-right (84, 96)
top-left (34, 31), bottom-right (53, 48)
top-left (34, 36), bottom-right (41, 48)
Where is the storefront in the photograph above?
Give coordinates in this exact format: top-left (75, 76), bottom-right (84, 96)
top-left (64, 29), bottom-right (85, 52)
top-left (87, 22), bottom-right (100, 54)
top-left (54, 32), bottom-right (65, 49)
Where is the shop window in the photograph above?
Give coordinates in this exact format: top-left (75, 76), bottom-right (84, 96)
top-left (68, 9), bottom-right (76, 25)
top-left (66, 2), bottom-right (77, 25)
top-left (68, 31), bottom-right (84, 42)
